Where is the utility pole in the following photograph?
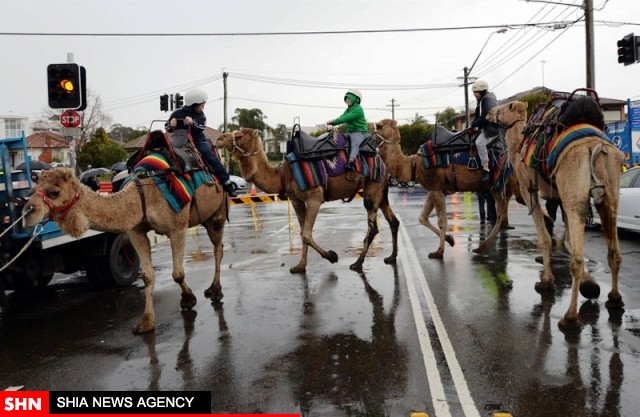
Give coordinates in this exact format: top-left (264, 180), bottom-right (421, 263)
top-left (584, 0), bottom-right (595, 90)
top-left (459, 66), bottom-right (476, 129)
top-left (223, 71), bottom-right (229, 170)
top-left (387, 98), bottom-right (399, 120)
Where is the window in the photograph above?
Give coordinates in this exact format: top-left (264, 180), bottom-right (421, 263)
top-left (620, 168), bottom-right (640, 188)
top-left (4, 118), bottom-right (25, 139)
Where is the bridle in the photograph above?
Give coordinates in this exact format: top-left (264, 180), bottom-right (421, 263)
top-left (35, 189), bottom-right (80, 221)
top-left (373, 124), bottom-right (398, 149)
top-left (494, 108), bottom-right (525, 130)
top-left (229, 133), bottom-right (259, 157)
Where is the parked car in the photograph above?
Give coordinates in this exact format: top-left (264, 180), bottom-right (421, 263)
top-left (228, 174), bottom-right (247, 192)
top-left (590, 166), bottom-right (640, 232)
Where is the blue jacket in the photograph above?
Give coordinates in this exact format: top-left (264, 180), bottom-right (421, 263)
top-left (165, 105), bottom-right (207, 142)
top-left (472, 91), bottom-right (499, 137)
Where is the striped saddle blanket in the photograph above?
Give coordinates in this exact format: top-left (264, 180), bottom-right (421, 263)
top-left (128, 153), bottom-right (218, 213)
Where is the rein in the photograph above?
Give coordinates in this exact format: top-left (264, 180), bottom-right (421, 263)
top-left (231, 135), bottom-right (260, 158)
top-left (36, 190), bottom-right (80, 221)
top-left (495, 109), bottom-right (525, 130)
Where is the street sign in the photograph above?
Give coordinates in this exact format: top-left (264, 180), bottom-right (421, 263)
top-left (60, 109), bottom-right (81, 128)
top-left (61, 127), bottom-right (81, 136)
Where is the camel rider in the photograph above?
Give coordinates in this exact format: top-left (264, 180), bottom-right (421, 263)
top-left (326, 89), bottom-right (368, 171)
top-left (470, 80), bottom-right (499, 185)
top-left (165, 88), bottom-right (237, 197)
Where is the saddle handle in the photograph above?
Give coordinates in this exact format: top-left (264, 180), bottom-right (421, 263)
top-left (567, 88), bottom-right (600, 105)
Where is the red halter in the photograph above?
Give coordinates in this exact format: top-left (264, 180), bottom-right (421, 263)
top-left (36, 190), bottom-right (80, 222)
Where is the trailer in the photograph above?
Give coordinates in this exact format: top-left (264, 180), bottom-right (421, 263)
top-left (0, 133), bottom-right (140, 291)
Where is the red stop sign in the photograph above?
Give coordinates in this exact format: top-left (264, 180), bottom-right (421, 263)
top-left (60, 109), bottom-right (81, 128)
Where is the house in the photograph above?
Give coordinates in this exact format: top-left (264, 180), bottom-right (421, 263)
top-left (25, 131), bottom-right (70, 165)
top-left (1, 114), bottom-right (31, 140)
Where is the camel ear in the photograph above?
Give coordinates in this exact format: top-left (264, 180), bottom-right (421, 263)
top-left (391, 120), bottom-right (397, 128)
top-left (253, 129), bottom-right (260, 137)
top-left (523, 101), bottom-right (529, 109)
top-left (62, 168), bottom-right (75, 181)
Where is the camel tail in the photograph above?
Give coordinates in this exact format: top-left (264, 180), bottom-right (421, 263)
top-left (589, 142), bottom-right (607, 205)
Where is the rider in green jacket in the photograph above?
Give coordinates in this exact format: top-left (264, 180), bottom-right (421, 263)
top-left (327, 89), bottom-right (368, 170)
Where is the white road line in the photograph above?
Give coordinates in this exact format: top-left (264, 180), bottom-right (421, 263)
top-left (397, 213), bottom-right (480, 417)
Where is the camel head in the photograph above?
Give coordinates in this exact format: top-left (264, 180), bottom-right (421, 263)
top-left (219, 128), bottom-right (263, 178)
top-left (487, 101), bottom-right (527, 128)
top-left (374, 119), bottom-right (401, 146)
top-left (23, 168), bottom-right (89, 237)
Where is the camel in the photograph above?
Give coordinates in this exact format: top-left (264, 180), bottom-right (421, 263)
top-left (488, 100), bottom-right (623, 329)
top-left (23, 167), bottom-right (228, 334)
top-left (374, 118), bottom-right (523, 258)
top-left (218, 128), bottom-right (399, 273)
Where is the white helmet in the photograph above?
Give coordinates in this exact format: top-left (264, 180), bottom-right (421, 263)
top-left (345, 89), bottom-right (363, 104)
top-left (472, 80), bottom-right (489, 92)
top-left (184, 88), bottom-right (208, 106)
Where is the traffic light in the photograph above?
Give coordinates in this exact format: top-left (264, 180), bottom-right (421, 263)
top-left (47, 63), bottom-right (85, 109)
top-left (175, 93), bottom-right (184, 108)
top-left (617, 33), bottom-right (638, 66)
top-left (160, 94), bottom-right (169, 111)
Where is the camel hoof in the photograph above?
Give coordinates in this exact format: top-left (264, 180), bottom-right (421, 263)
top-left (132, 322), bottom-right (155, 335)
top-left (290, 265), bottom-right (306, 274)
top-left (535, 281), bottom-right (556, 294)
top-left (324, 250), bottom-right (339, 264)
top-left (204, 286), bottom-right (223, 302)
top-left (180, 293), bottom-right (197, 310)
top-left (428, 250), bottom-right (444, 259)
top-left (349, 262), bottom-right (363, 272)
top-left (472, 247), bottom-right (483, 254)
top-left (558, 316), bottom-right (581, 332)
top-left (445, 235), bottom-right (455, 247)
top-left (605, 293), bottom-right (625, 309)
top-left (579, 280), bottom-right (600, 300)
top-left (383, 255), bottom-right (397, 264)
top-left (534, 256), bottom-right (543, 264)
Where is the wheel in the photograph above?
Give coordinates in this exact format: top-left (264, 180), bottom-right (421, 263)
top-left (406, 180), bottom-right (416, 187)
top-left (389, 177), bottom-right (399, 186)
top-left (86, 233), bottom-right (140, 288)
top-left (230, 182), bottom-right (238, 191)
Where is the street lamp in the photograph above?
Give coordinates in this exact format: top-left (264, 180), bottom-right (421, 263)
top-left (462, 28), bottom-right (508, 129)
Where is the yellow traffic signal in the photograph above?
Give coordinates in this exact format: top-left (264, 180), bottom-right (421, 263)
top-left (60, 79), bottom-right (75, 93)
top-left (47, 63), bottom-right (84, 109)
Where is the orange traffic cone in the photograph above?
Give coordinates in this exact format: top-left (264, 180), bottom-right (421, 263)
top-left (250, 183), bottom-right (257, 196)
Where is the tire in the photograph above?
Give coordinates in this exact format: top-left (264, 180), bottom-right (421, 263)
top-left (406, 180), bottom-right (416, 187)
top-left (86, 233), bottom-right (140, 288)
top-left (230, 182), bottom-right (238, 191)
top-left (389, 177), bottom-right (399, 186)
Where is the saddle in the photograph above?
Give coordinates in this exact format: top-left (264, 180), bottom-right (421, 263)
top-left (430, 125), bottom-right (501, 154)
top-left (289, 124), bottom-right (377, 161)
top-left (126, 130), bottom-right (206, 176)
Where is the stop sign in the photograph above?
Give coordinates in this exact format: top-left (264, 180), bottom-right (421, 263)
top-left (60, 109), bottom-right (81, 128)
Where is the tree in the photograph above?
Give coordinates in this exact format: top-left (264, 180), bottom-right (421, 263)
top-left (76, 127), bottom-right (127, 171)
top-left (435, 107), bottom-right (458, 130)
top-left (519, 93), bottom-right (550, 121)
top-left (398, 123), bottom-right (433, 155)
top-left (231, 108), bottom-right (268, 131)
top-left (108, 124), bottom-right (147, 143)
top-left (272, 123), bottom-right (288, 156)
top-left (409, 113), bottom-right (429, 125)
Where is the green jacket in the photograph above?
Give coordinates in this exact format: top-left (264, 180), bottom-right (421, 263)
top-left (332, 102), bottom-right (368, 133)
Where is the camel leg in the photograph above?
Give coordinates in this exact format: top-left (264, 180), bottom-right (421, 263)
top-left (289, 199), bottom-right (310, 274)
top-left (379, 186), bottom-right (400, 265)
top-left (474, 190), bottom-right (509, 253)
top-left (168, 229), bottom-right (197, 311)
top-left (203, 217), bottom-right (226, 303)
top-left (419, 192), bottom-right (455, 248)
top-left (423, 191), bottom-right (448, 259)
top-left (299, 199), bottom-right (338, 266)
top-left (598, 197), bottom-right (624, 310)
top-left (127, 230), bottom-right (156, 334)
top-left (350, 194), bottom-right (380, 271)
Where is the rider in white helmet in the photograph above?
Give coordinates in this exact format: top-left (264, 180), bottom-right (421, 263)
top-left (165, 87), bottom-right (237, 196)
top-left (470, 80), bottom-right (499, 185)
top-left (326, 89), bottom-right (368, 171)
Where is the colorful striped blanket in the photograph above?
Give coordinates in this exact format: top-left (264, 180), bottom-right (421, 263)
top-left (522, 123), bottom-right (608, 178)
top-left (128, 153), bottom-right (217, 213)
top-left (286, 150), bottom-right (385, 191)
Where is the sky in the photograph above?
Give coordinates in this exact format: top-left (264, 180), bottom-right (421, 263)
top-left (1, 0), bottom-right (639, 132)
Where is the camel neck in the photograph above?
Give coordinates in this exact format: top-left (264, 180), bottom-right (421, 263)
top-left (380, 142), bottom-right (415, 182)
top-left (240, 150), bottom-right (282, 194)
top-left (75, 185), bottom-right (143, 233)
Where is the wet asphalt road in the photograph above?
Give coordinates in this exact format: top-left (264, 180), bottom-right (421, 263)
top-left (1, 185), bottom-right (639, 417)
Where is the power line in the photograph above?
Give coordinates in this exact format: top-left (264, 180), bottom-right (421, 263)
top-left (0, 21), bottom-right (586, 37)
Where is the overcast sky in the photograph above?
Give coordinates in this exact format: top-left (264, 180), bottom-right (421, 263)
top-left (1, 0), bottom-right (639, 131)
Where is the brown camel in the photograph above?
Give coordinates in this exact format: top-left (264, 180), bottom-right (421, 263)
top-left (374, 118), bottom-right (522, 258)
top-left (24, 168), bottom-right (228, 334)
top-left (219, 128), bottom-right (399, 273)
top-left (489, 100), bottom-right (623, 329)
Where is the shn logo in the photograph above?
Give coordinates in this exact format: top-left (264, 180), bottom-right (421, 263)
top-left (4, 397), bottom-right (42, 411)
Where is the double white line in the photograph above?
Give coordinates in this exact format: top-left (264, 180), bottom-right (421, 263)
top-left (397, 213), bottom-right (480, 417)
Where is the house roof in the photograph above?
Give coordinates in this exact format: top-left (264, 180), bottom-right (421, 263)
top-left (123, 127), bottom-right (223, 151)
top-left (501, 86), bottom-right (626, 107)
top-left (26, 131), bottom-right (69, 148)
